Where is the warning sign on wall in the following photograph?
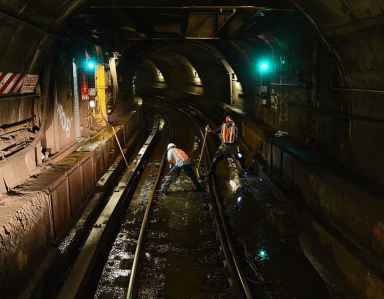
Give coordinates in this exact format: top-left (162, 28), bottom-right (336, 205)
top-left (20, 74), bottom-right (39, 94)
top-left (0, 72), bottom-right (39, 96)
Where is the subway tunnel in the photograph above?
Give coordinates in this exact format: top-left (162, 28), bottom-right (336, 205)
top-left (0, 1), bottom-right (383, 298)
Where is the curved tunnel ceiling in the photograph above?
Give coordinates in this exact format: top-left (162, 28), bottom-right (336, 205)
top-left (1, 0), bottom-right (380, 91)
top-left (149, 51), bottom-right (203, 86)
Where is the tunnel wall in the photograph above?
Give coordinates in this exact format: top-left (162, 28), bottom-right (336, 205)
top-left (0, 0), bottom-right (99, 193)
top-left (0, 95), bottom-right (35, 125)
top-left (242, 120), bottom-right (384, 298)
top-left (0, 113), bottom-right (140, 297)
top-left (292, 0), bottom-right (384, 192)
top-left (232, 10), bottom-right (384, 296)
top-left (44, 52), bottom-right (78, 154)
top-left (0, 50), bottom-right (93, 193)
top-left (0, 92), bottom-right (44, 193)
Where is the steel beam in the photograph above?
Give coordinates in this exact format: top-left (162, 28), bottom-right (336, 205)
top-left (90, 5), bottom-right (295, 12)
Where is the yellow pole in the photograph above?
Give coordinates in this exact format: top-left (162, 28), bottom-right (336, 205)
top-left (95, 64), bottom-right (107, 126)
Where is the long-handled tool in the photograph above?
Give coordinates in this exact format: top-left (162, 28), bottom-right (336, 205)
top-left (111, 125), bottom-right (130, 168)
top-left (196, 125), bottom-right (209, 177)
top-left (102, 115), bottom-right (130, 169)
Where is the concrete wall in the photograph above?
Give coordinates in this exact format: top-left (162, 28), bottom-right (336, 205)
top-left (292, 0), bottom-right (384, 191)
top-left (242, 120), bottom-right (384, 298)
top-left (0, 95), bottom-right (35, 126)
top-left (0, 113), bottom-right (140, 297)
top-left (45, 53), bottom-right (78, 154)
top-left (0, 51), bottom-right (94, 193)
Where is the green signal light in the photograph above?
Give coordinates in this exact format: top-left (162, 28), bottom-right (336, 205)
top-left (260, 62), bottom-right (269, 71)
top-left (87, 61), bottom-right (95, 69)
top-left (83, 59), bottom-right (96, 71)
top-left (259, 249), bottom-right (267, 258)
top-left (257, 59), bottom-right (273, 75)
top-left (87, 61), bottom-right (96, 70)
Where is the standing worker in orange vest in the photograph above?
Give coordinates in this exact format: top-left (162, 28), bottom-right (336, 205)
top-left (206, 115), bottom-right (238, 176)
top-left (160, 143), bottom-right (204, 195)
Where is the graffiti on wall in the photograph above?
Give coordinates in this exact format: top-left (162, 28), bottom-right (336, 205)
top-left (56, 104), bottom-right (72, 137)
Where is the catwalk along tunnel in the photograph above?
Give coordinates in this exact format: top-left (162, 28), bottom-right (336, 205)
top-left (0, 1), bottom-right (383, 299)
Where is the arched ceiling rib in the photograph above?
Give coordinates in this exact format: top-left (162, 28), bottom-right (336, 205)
top-left (1, 0), bottom-right (383, 91)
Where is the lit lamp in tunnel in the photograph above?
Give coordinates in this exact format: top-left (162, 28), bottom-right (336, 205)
top-left (258, 249), bottom-right (268, 260)
top-left (256, 58), bottom-right (274, 106)
top-left (89, 99), bottom-right (96, 108)
top-left (256, 58), bottom-right (273, 75)
top-left (84, 59), bottom-right (96, 72)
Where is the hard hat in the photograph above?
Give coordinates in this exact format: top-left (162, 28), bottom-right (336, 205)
top-left (167, 143), bottom-right (176, 151)
top-left (225, 115), bottom-right (232, 123)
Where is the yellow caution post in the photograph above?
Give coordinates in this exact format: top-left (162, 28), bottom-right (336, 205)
top-left (95, 64), bottom-right (107, 126)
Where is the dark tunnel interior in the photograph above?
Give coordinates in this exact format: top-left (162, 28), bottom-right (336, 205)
top-left (0, 1), bottom-right (383, 298)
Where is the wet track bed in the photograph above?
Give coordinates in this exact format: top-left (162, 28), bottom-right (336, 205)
top-left (215, 164), bottom-right (331, 299)
top-left (34, 102), bottom-right (330, 299)
top-left (94, 107), bottom-right (241, 299)
top-left (136, 181), bottom-right (233, 298)
top-left (171, 101), bottom-right (331, 298)
top-left (96, 172), bottom-right (235, 299)
top-left (95, 161), bottom-right (162, 298)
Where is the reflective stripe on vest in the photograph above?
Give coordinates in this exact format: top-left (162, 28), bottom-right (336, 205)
top-left (221, 123), bottom-right (236, 144)
top-left (174, 148), bottom-right (190, 162)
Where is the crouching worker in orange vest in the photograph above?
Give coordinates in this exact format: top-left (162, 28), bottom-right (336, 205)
top-left (206, 115), bottom-right (238, 176)
top-left (160, 143), bottom-right (204, 195)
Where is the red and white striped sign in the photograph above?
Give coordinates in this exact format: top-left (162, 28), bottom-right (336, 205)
top-left (0, 73), bottom-right (39, 96)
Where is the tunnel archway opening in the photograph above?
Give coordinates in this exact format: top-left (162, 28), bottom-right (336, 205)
top-left (134, 59), bottom-right (167, 98)
top-left (155, 52), bottom-right (205, 96)
top-left (128, 41), bottom-right (247, 115)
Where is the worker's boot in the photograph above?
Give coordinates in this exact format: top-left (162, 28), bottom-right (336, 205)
top-left (159, 184), bottom-right (168, 195)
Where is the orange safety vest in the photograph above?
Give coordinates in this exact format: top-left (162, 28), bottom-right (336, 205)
top-left (170, 148), bottom-right (190, 165)
top-left (221, 122), bottom-right (237, 144)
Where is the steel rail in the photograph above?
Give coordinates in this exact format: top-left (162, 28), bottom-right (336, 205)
top-left (124, 105), bottom-right (251, 298)
top-left (90, 5), bottom-right (295, 12)
top-left (126, 149), bottom-right (166, 299)
top-left (126, 116), bottom-right (171, 299)
top-left (56, 117), bottom-right (161, 299)
top-left (180, 104), bottom-right (253, 298)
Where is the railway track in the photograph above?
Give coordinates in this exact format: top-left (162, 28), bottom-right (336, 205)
top-left (55, 107), bottom-right (252, 299)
